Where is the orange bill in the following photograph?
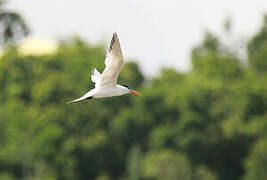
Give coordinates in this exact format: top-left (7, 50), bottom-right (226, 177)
top-left (130, 89), bottom-right (141, 95)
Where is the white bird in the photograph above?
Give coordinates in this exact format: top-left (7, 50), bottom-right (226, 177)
top-left (68, 32), bottom-right (140, 104)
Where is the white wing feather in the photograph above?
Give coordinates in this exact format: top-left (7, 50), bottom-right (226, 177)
top-left (91, 67), bottom-right (101, 84)
top-left (96, 32), bottom-right (124, 88)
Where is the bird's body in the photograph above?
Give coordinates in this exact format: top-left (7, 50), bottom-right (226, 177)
top-left (68, 32), bottom-right (140, 104)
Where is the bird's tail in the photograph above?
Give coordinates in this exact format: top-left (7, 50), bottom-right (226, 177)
top-left (66, 100), bottom-right (78, 104)
top-left (66, 96), bottom-right (92, 104)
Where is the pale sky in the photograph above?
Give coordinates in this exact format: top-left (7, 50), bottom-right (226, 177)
top-left (6, 0), bottom-right (267, 75)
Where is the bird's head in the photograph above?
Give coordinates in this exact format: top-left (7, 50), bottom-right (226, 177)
top-left (121, 84), bottom-right (141, 96)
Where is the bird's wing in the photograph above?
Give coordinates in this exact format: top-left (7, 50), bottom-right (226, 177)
top-left (91, 67), bottom-right (101, 84)
top-left (97, 32), bottom-right (124, 88)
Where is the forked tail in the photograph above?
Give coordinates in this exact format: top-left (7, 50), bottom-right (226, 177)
top-left (66, 96), bottom-right (92, 104)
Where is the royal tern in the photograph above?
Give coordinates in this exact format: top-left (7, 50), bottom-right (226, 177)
top-left (68, 32), bottom-right (140, 104)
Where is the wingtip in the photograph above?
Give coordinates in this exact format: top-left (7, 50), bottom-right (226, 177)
top-left (109, 32), bottom-right (120, 52)
top-left (112, 32), bottom-right (119, 40)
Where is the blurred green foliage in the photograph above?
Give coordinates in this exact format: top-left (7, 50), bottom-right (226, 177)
top-left (0, 9), bottom-right (267, 180)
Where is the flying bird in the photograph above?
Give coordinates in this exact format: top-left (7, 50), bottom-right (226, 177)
top-left (68, 32), bottom-right (140, 104)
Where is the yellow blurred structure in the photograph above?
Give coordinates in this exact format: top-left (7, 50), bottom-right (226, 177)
top-left (18, 36), bottom-right (58, 56)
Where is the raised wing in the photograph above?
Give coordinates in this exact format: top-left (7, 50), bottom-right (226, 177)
top-left (91, 67), bottom-right (101, 84)
top-left (96, 32), bottom-right (124, 88)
